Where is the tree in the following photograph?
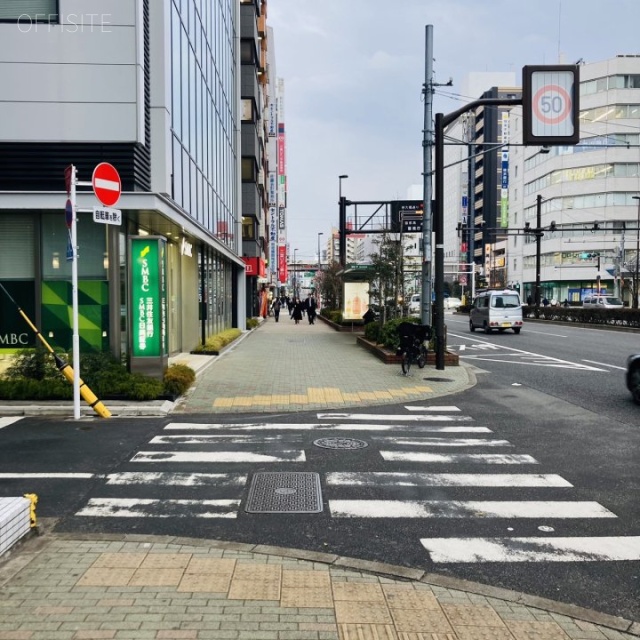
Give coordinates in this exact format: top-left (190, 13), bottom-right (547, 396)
top-left (315, 261), bottom-right (343, 311)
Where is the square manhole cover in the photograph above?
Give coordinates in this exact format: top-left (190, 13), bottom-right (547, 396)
top-left (245, 472), bottom-right (323, 513)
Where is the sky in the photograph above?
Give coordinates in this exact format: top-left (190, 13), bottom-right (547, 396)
top-left (267, 0), bottom-right (640, 263)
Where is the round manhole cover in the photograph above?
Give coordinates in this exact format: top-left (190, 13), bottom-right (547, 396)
top-left (313, 437), bottom-right (368, 450)
top-left (424, 377), bottom-right (452, 382)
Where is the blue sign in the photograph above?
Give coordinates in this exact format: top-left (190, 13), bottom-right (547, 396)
top-left (66, 232), bottom-right (74, 262)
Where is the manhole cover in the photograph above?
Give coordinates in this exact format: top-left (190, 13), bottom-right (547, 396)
top-left (313, 437), bottom-right (368, 450)
top-left (424, 377), bottom-right (452, 382)
top-left (245, 472), bottom-right (322, 513)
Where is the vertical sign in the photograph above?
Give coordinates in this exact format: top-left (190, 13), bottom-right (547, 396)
top-left (278, 246), bottom-right (287, 282)
top-left (130, 237), bottom-right (168, 358)
top-left (269, 207), bottom-right (278, 274)
top-left (268, 172), bottom-right (277, 206)
top-left (500, 112), bottom-right (509, 228)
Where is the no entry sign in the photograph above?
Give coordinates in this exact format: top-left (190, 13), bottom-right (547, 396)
top-left (92, 163), bottom-right (121, 207)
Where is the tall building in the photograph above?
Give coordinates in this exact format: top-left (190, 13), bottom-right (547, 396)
top-left (509, 55), bottom-right (640, 305)
top-left (0, 1), bottom-right (246, 369)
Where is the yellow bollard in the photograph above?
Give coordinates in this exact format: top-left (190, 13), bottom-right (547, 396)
top-left (24, 493), bottom-right (38, 527)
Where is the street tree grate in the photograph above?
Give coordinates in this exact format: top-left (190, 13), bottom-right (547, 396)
top-left (245, 472), bottom-right (322, 513)
top-left (313, 437), bottom-right (368, 450)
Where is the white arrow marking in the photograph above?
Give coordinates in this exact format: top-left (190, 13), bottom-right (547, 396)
top-left (420, 537), bottom-right (640, 562)
top-left (404, 406), bottom-right (461, 412)
top-left (380, 452), bottom-right (538, 464)
top-left (76, 498), bottom-right (239, 518)
top-left (330, 500), bottom-right (616, 519)
top-left (325, 473), bottom-right (572, 487)
top-left (131, 450), bottom-right (306, 463)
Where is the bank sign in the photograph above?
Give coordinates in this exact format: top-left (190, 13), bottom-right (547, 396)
top-left (0, 280), bottom-right (35, 350)
top-left (130, 237), bottom-right (168, 358)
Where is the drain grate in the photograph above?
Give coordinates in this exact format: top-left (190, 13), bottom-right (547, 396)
top-left (424, 377), bottom-right (452, 382)
top-left (245, 472), bottom-right (322, 513)
top-left (313, 437), bottom-right (368, 450)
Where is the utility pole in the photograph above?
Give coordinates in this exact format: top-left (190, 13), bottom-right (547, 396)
top-left (466, 114), bottom-right (476, 302)
top-left (421, 24), bottom-right (434, 328)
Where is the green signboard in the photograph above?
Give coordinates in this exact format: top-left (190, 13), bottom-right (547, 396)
top-left (130, 237), bottom-right (168, 358)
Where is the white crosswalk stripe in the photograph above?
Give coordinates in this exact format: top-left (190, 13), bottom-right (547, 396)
top-left (0, 417), bottom-right (22, 430)
top-left (71, 407), bottom-right (636, 565)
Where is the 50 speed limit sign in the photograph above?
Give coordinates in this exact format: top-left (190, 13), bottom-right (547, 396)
top-left (523, 65), bottom-right (580, 145)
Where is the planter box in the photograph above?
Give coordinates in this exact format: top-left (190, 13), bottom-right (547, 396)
top-left (318, 315), bottom-right (365, 332)
top-left (356, 337), bottom-right (459, 366)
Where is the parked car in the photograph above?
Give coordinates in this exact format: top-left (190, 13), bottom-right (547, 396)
top-left (408, 294), bottom-right (421, 315)
top-left (626, 354), bottom-right (640, 404)
top-left (444, 297), bottom-right (462, 310)
top-left (582, 295), bottom-right (624, 309)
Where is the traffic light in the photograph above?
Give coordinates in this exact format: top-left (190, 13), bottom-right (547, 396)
top-left (549, 221), bottom-right (557, 232)
top-left (580, 252), bottom-right (600, 260)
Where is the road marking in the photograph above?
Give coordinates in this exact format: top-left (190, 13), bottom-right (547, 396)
top-left (0, 417), bottom-right (22, 429)
top-left (329, 500), bottom-right (616, 518)
top-left (447, 332), bottom-right (606, 371)
top-left (149, 434), bottom-right (300, 445)
top-left (164, 422), bottom-right (491, 433)
top-left (76, 498), bottom-right (240, 518)
top-left (105, 472), bottom-right (247, 486)
top-left (318, 413), bottom-right (474, 422)
top-left (130, 450), bottom-right (306, 463)
top-left (0, 473), bottom-right (95, 479)
top-left (420, 536), bottom-right (640, 562)
top-left (380, 452), bottom-right (538, 464)
top-left (404, 406), bottom-right (461, 412)
top-left (325, 473), bottom-right (572, 487)
top-left (582, 359), bottom-right (626, 370)
top-left (372, 437), bottom-right (511, 447)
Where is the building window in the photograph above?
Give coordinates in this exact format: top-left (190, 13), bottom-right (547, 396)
top-left (0, 0), bottom-right (58, 21)
top-left (242, 157), bottom-right (256, 181)
top-left (240, 40), bottom-right (256, 64)
top-left (242, 217), bottom-right (255, 240)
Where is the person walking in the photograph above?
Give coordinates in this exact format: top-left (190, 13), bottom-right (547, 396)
top-left (306, 294), bottom-right (317, 324)
top-left (292, 298), bottom-right (303, 324)
top-left (271, 297), bottom-right (281, 322)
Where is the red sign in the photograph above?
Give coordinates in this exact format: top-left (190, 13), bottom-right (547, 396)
top-left (242, 257), bottom-right (265, 277)
top-left (92, 163), bottom-right (121, 207)
top-left (278, 246), bottom-right (287, 281)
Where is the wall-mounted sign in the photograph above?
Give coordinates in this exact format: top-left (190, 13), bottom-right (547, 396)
top-left (278, 206), bottom-right (286, 230)
top-left (268, 172), bottom-right (277, 206)
top-left (130, 237), bottom-right (168, 358)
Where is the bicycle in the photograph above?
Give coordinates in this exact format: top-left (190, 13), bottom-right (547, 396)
top-left (397, 322), bottom-right (431, 376)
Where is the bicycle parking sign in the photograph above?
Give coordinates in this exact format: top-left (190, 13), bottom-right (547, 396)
top-left (522, 65), bottom-right (579, 145)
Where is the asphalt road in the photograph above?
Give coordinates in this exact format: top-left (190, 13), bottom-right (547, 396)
top-left (1, 383), bottom-right (639, 621)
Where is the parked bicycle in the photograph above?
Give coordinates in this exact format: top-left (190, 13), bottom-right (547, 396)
top-left (396, 322), bottom-right (431, 375)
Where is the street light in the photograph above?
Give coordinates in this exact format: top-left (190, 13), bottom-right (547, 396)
top-left (339, 174), bottom-right (348, 199)
top-left (317, 232), bottom-right (324, 269)
top-left (632, 196), bottom-right (640, 309)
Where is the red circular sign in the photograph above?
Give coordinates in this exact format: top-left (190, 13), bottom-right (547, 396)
top-left (532, 84), bottom-right (572, 126)
top-left (92, 162), bottom-right (121, 207)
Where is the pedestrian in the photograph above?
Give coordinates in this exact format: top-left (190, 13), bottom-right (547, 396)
top-left (292, 298), bottom-right (303, 324)
top-left (527, 295), bottom-right (533, 306)
top-left (306, 294), bottom-right (317, 324)
top-left (562, 298), bottom-right (569, 307)
top-left (287, 297), bottom-right (294, 318)
top-left (363, 308), bottom-right (375, 325)
top-left (271, 297), bottom-right (281, 322)
top-left (542, 297), bottom-right (549, 306)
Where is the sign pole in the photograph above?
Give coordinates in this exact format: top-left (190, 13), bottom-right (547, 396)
top-left (69, 165), bottom-right (81, 419)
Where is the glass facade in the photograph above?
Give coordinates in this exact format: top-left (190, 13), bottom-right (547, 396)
top-left (170, 0), bottom-right (237, 252)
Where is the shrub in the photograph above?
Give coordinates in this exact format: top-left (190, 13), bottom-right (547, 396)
top-left (128, 375), bottom-right (164, 401)
top-left (364, 322), bottom-right (381, 343)
top-left (5, 346), bottom-right (62, 381)
top-left (246, 317), bottom-right (259, 329)
top-left (163, 364), bottom-right (196, 396)
top-left (193, 328), bottom-right (242, 354)
top-left (326, 310), bottom-right (342, 324)
top-left (379, 316), bottom-right (421, 352)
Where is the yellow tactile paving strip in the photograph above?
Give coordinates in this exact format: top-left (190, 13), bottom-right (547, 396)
top-left (212, 384), bottom-right (433, 409)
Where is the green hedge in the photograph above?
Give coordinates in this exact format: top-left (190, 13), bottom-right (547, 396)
top-left (523, 305), bottom-right (640, 327)
top-left (192, 328), bottom-right (242, 354)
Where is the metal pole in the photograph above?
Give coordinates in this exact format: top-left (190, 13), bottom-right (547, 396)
top-left (434, 113), bottom-right (445, 370)
top-left (421, 24), bottom-right (434, 328)
top-left (69, 165), bottom-right (81, 419)
top-left (636, 197), bottom-right (640, 309)
top-left (317, 232), bottom-right (323, 269)
top-left (535, 194), bottom-right (542, 318)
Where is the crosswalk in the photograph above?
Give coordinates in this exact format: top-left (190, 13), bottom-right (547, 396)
top-left (73, 406), bottom-right (640, 564)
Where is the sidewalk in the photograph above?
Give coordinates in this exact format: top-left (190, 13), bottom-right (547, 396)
top-left (1, 527), bottom-right (638, 640)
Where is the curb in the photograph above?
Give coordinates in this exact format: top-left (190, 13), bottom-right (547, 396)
top-left (24, 528), bottom-right (638, 636)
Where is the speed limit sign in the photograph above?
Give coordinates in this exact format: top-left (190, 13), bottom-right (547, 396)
top-left (523, 65), bottom-right (580, 145)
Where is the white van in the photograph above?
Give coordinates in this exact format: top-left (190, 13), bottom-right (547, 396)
top-left (582, 295), bottom-right (624, 309)
top-left (408, 294), bottom-right (421, 314)
top-left (469, 289), bottom-right (523, 334)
